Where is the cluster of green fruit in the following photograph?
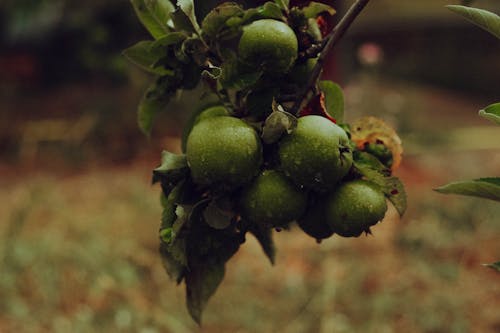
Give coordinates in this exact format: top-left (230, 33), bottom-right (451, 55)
top-left (127, 0), bottom-right (405, 323)
top-left (185, 108), bottom-right (387, 240)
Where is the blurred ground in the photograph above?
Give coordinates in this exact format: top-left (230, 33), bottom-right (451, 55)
top-left (1, 1), bottom-right (500, 332)
top-left (1, 76), bottom-right (499, 333)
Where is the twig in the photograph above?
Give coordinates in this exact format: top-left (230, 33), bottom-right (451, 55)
top-left (290, 0), bottom-right (372, 115)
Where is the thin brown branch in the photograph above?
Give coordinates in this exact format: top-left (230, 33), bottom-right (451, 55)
top-left (290, 0), bottom-right (372, 115)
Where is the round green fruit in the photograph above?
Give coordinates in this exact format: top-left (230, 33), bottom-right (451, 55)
top-left (238, 19), bottom-right (298, 74)
top-left (278, 115), bottom-right (353, 191)
top-left (297, 199), bottom-right (334, 241)
top-left (326, 179), bottom-right (387, 237)
top-left (287, 58), bottom-right (317, 84)
top-left (239, 170), bottom-right (307, 227)
top-left (186, 116), bottom-right (262, 187)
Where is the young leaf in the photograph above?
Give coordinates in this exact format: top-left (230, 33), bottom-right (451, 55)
top-left (260, 2), bottom-right (285, 20)
top-left (302, 2), bottom-right (336, 19)
top-left (434, 178), bottom-right (500, 202)
top-left (483, 261), bottom-right (500, 272)
top-left (261, 102), bottom-right (298, 144)
top-left (318, 80), bottom-right (344, 123)
top-left (130, 0), bottom-right (174, 39)
top-left (159, 241), bottom-right (186, 284)
top-left (176, 0), bottom-right (202, 34)
top-left (248, 222), bottom-right (276, 265)
top-left (354, 159), bottom-right (407, 217)
top-left (478, 102), bottom-right (500, 125)
top-left (446, 5), bottom-right (500, 39)
top-left (150, 32), bottom-right (187, 50)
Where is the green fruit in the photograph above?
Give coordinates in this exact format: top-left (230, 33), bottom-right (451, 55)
top-left (297, 198), bottom-right (334, 241)
top-left (239, 170), bottom-right (307, 227)
top-left (186, 116), bottom-right (262, 187)
top-left (287, 58), bottom-right (317, 84)
top-left (278, 115), bottom-right (353, 191)
top-left (238, 19), bottom-right (298, 74)
top-left (326, 179), bottom-right (387, 237)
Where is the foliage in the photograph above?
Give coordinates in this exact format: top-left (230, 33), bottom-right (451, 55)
top-left (125, 0), bottom-right (407, 323)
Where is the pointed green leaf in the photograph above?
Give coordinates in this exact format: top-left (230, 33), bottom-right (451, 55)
top-left (123, 40), bottom-right (175, 75)
top-left (354, 159), bottom-right (407, 217)
top-left (435, 178), bottom-right (500, 202)
top-left (446, 5), bottom-right (500, 39)
top-left (274, 0), bottom-right (290, 11)
top-left (319, 80), bottom-right (344, 123)
top-left (186, 262), bottom-right (225, 324)
top-left (150, 32), bottom-right (187, 50)
top-left (248, 223), bottom-right (276, 265)
top-left (130, 0), bottom-right (174, 39)
top-left (261, 102), bottom-right (298, 144)
top-left (478, 102), bottom-right (500, 124)
top-left (201, 2), bottom-right (244, 38)
top-left (176, 0), bottom-right (202, 34)
top-left (302, 2), bottom-right (336, 19)
top-left (483, 261), bottom-right (500, 272)
top-left (159, 241), bottom-right (186, 283)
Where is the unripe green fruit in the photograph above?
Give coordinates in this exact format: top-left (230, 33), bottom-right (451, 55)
top-left (297, 199), bottom-right (334, 241)
top-left (287, 58), bottom-right (317, 84)
top-left (181, 105), bottom-right (230, 152)
top-left (278, 115), bottom-right (353, 191)
top-left (239, 170), bottom-right (307, 227)
top-left (186, 116), bottom-right (262, 187)
top-left (326, 179), bottom-right (387, 237)
top-left (238, 19), bottom-right (298, 74)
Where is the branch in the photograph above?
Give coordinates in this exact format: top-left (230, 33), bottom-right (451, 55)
top-left (290, 0), bottom-right (372, 115)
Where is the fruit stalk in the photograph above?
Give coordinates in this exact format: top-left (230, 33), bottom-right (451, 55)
top-left (290, 0), bottom-right (372, 115)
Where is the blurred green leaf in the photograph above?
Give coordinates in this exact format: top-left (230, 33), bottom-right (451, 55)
top-left (176, 0), bottom-right (202, 34)
top-left (186, 262), bottom-right (225, 325)
top-left (123, 40), bottom-right (174, 75)
top-left (203, 200), bottom-right (233, 230)
top-left (354, 159), bottom-right (407, 217)
top-left (201, 2), bottom-right (244, 38)
top-left (484, 261), bottom-right (500, 272)
top-left (446, 5), bottom-right (500, 39)
top-left (274, 0), bottom-right (290, 11)
top-left (153, 150), bottom-right (188, 181)
top-left (478, 102), bottom-right (500, 124)
top-left (160, 241), bottom-right (186, 283)
top-left (138, 77), bottom-right (177, 136)
top-left (248, 222), bottom-right (275, 265)
top-left (261, 102), bottom-right (298, 144)
top-left (435, 178), bottom-right (500, 202)
top-left (130, 0), bottom-right (174, 39)
top-left (151, 32), bottom-right (187, 50)
top-left (302, 2), bottom-right (336, 19)
top-left (319, 80), bottom-right (344, 123)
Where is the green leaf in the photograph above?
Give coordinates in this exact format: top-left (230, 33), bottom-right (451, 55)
top-left (186, 262), bottom-right (225, 324)
top-left (201, 2), bottom-right (244, 38)
top-left (176, 0), bottom-right (202, 34)
top-left (483, 261), bottom-right (500, 272)
top-left (203, 200), bottom-right (234, 230)
top-left (219, 58), bottom-right (262, 90)
top-left (248, 222), bottom-right (275, 265)
top-left (478, 102), bottom-right (500, 124)
top-left (159, 241), bottom-right (186, 283)
top-left (260, 2), bottom-right (284, 20)
top-left (434, 178), bottom-right (500, 202)
top-left (446, 5), bottom-right (500, 39)
top-left (123, 40), bottom-right (174, 75)
top-left (274, 0), bottom-right (290, 11)
top-left (319, 80), bottom-right (344, 123)
top-left (302, 2), bottom-right (336, 19)
top-left (261, 101), bottom-right (298, 144)
top-left (138, 77), bottom-right (177, 136)
top-left (152, 150), bottom-right (189, 198)
top-left (150, 32), bottom-right (187, 50)
top-left (130, 0), bottom-right (174, 39)
top-left (354, 159), bottom-right (407, 217)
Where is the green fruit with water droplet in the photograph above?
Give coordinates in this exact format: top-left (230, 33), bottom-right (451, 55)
top-left (326, 179), bottom-right (387, 237)
top-left (238, 19), bottom-right (298, 74)
top-left (278, 115), bottom-right (353, 191)
top-left (186, 116), bottom-right (262, 187)
top-left (239, 170), bottom-right (307, 227)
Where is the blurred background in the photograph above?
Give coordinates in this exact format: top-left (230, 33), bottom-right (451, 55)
top-left (0, 0), bottom-right (499, 332)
